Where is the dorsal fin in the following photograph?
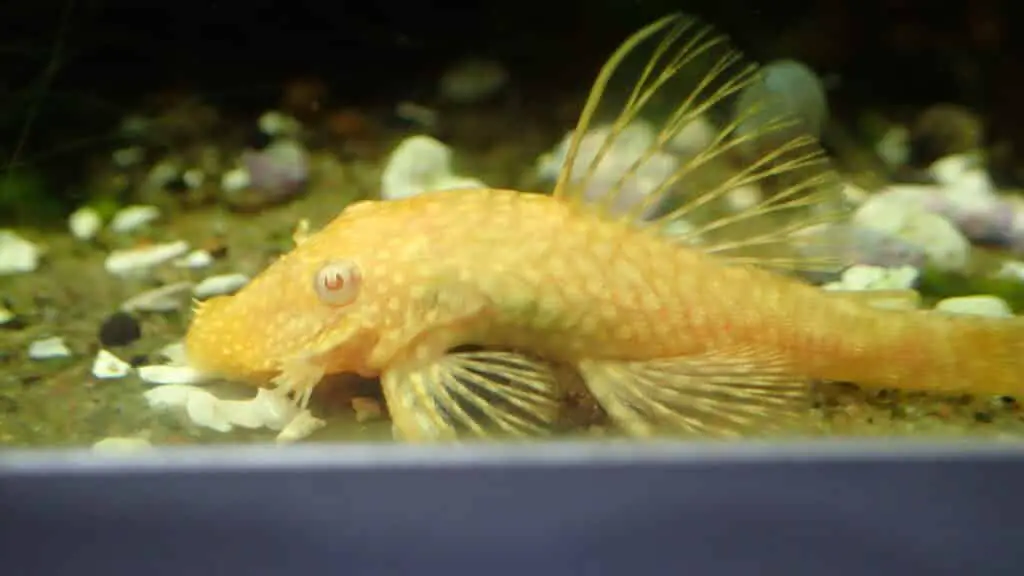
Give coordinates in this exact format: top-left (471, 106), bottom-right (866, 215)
top-left (551, 13), bottom-right (855, 276)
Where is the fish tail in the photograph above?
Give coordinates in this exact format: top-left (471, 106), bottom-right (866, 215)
top-left (829, 309), bottom-right (1024, 398)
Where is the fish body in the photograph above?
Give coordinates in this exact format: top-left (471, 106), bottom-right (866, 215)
top-left (183, 13), bottom-right (1024, 441)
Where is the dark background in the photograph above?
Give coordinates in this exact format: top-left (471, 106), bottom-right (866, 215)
top-left (0, 0), bottom-right (1019, 184)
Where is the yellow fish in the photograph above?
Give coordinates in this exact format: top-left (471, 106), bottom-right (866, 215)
top-left (183, 13), bottom-right (1024, 441)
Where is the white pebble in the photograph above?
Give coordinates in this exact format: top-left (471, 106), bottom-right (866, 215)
top-left (144, 384), bottom-right (233, 433)
top-left (824, 264), bottom-right (920, 292)
top-left (276, 410), bottom-right (325, 443)
top-left (68, 207), bottom-right (103, 241)
top-left (258, 110), bottom-right (300, 137)
top-left (0, 304), bottom-right (14, 326)
top-left (0, 229), bottom-right (42, 275)
top-left (995, 260), bottom-right (1024, 283)
top-left (854, 193), bottom-right (970, 272)
top-left (156, 341), bottom-right (188, 365)
top-left (121, 281), bottom-right (194, 313)
top-left (92, 349), bottom-right (132, 380)
top-left (183, 169), bottom-right (205, 189)
top-left (92, 436), bottom-right (152, 453)
top-left (173, 249), bottom-right (214, 269)
top-left (217, 389), bottom-right (299, 431)
top-left (193, 273), bottom-right (250, 298)
top-left (875, 126), bottom-right (910, 169)
top-left (186, 391), bottom-right (233, 432)
top-left (28, 336), bottom-right (71, 360)
top-left (221, 167), bottom-right (251, 192)
top-left (104, 240), bottom-right (190, 276)
top-left (138, 364), bottom-right (206, 386)
top-left (929, 154), bottom-right (977, 188)
top-left (110, 205), bottom-right (161, 234)
top-left (935, 295), bottom-right (1013, 318)
top-left (111, 146), bottom-right (145, 168)
top-left (381, 135), bottom-right (486, 200)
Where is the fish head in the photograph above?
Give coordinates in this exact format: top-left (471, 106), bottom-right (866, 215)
top-left (182, 198), bottom-right (433, 382)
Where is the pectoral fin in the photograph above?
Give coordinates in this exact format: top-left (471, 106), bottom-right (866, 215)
top-left (578, 349), bottom-right (810, 438)
top-left (381, 349), bottom-right (564, 442)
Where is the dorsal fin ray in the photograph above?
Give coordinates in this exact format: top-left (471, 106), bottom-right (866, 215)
top-left (551, 12), bottom-right (855, 276)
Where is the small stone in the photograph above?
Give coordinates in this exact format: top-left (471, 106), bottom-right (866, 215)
top-left (0, 230), bottom-right (42, 275)
top-left (351, 396), bottom-right (383, 422)
top-left (92, 349), bottom-right (132, 379)
top-left (92, 436), bottom-right (152, 452)
top-left (138, 364), bottom-right (206, 386)
top-left (0, 304), bottom-right (16, 327)
top-left (111, 146), bottom-right (145, 168)
top-left (173, 249), bottom-right (214, 269)
top-left (935, 295), bottom-right (1013, 318)
top-left (276, 410), bottom-right (325, 443)
top-left (258, 110), bottom-right (300, 137)
top-left (68, 207), bottom-right (103, 241)
top-left (28, 336), bottom-right (71, 360)
top-left (194, 273), bottom-right (250, 299)
top-left (186, 391), bottom-right (233, 432)
top-left (182, 169), bottom-right (205, 189)
top-left (98, 311), bottom-right (142, 347)
top-left (109, 205), bottom-right (161, 234)
top-left (221, 167), bottom-right (251, 192)
top-left (121, 282), bottom-right (193, 313)
top-left (104, 240), bottom-right (190, 276)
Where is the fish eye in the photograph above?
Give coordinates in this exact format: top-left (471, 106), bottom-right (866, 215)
top-left (313, 260), bottom-right (361, 306)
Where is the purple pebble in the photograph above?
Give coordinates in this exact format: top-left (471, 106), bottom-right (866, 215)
top-left (241, 139), bottom-right (309, 201)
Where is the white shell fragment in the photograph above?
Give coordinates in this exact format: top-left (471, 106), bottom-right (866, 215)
top-left (823, 265), bottom-right (920, 292)
top-left (109, 205), bottom-right (161, 234)
top-left (92, 349), bottom-right (132, 380)
top-left (174, 249), bottom-right (214, 269)
top-left (138, 364), bottom-right (207, 386)
top-left (68, 207), bottom-right (103, 241)
top-left (276, 410), bottom-right (325, 444)
top-left (121, 281), bottom-right (194, 313)
top-left (0, 229), bottom-right (42, 275)
top-left (193, 273), bottom-right (250, 298)
top-left (935, 295), bottom-right (1013, 318)
top-left (0, 304), bottom-right (14, 326)
top-left (142, 384), bottom-right (309, 437)
top-left (104, 240), bottom-right (190, 276)
top-left (92, 436), bottom-right (152, 453)
top-left (28, 336), bottom-right (72, 360)
top-left (381, 135), bottom-right (486, 200)
top-left (221, 167), bottom-right (251, 192)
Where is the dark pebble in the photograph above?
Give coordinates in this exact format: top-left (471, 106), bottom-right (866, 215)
top-left (129, 354), bottom-right (149, 367)
top-left (98, 312), bottom-right (142, 347)
top-left (974, 411), bottom-right (994, 424)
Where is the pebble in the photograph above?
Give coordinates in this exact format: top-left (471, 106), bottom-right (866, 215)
top-left (183, 169), bottom-right (205, 189)
top-left (276, 410), bottom-right (325, 443)
top-left (823, 265), bottom-right (920, 292)
top-left (854, 192), bottom-right (970, 272)
top-left (104, 240), bottom-right (190, 276)
top-left (0, 230), bottom-right (42, 275)
top-left (0, 304), bottom-right (15, 327)
top-left (351, 397), bottom-right (383, 422)
top-left (381, 135), bottom-right (486, 200)
top-left (142, 384), bottom-right (308, 437)
top-left (221, 167), bottom-right (251, 192)
top-left (193, 273), bottom-right (250, 298)
top-left (68, 207), bottom-right (103, 241)
top-left (91, 349), bottom-right (133, 379)
top-left (111, 146), bottom-right (145, 168)
top-left (109, 205), bottom-right (161, 234)
top-left (121, 281), bottom-right (194, 313)
top-left (934, 295), bottom-right (1013, 318)
top-left (98, 311), bottom-right (142, 347)
top-left (91, 436), bottom-right (152, 453)
top-left (156, 341), bottom-right (188, 365)
top-left (258, 110), bottom-right (300, 137)
top-left (138, 364), bottom-right (206, 386)
top-left (28, 336), bottom-right (72, 360)
top-left (173, 249), bottom-right (214, 269)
